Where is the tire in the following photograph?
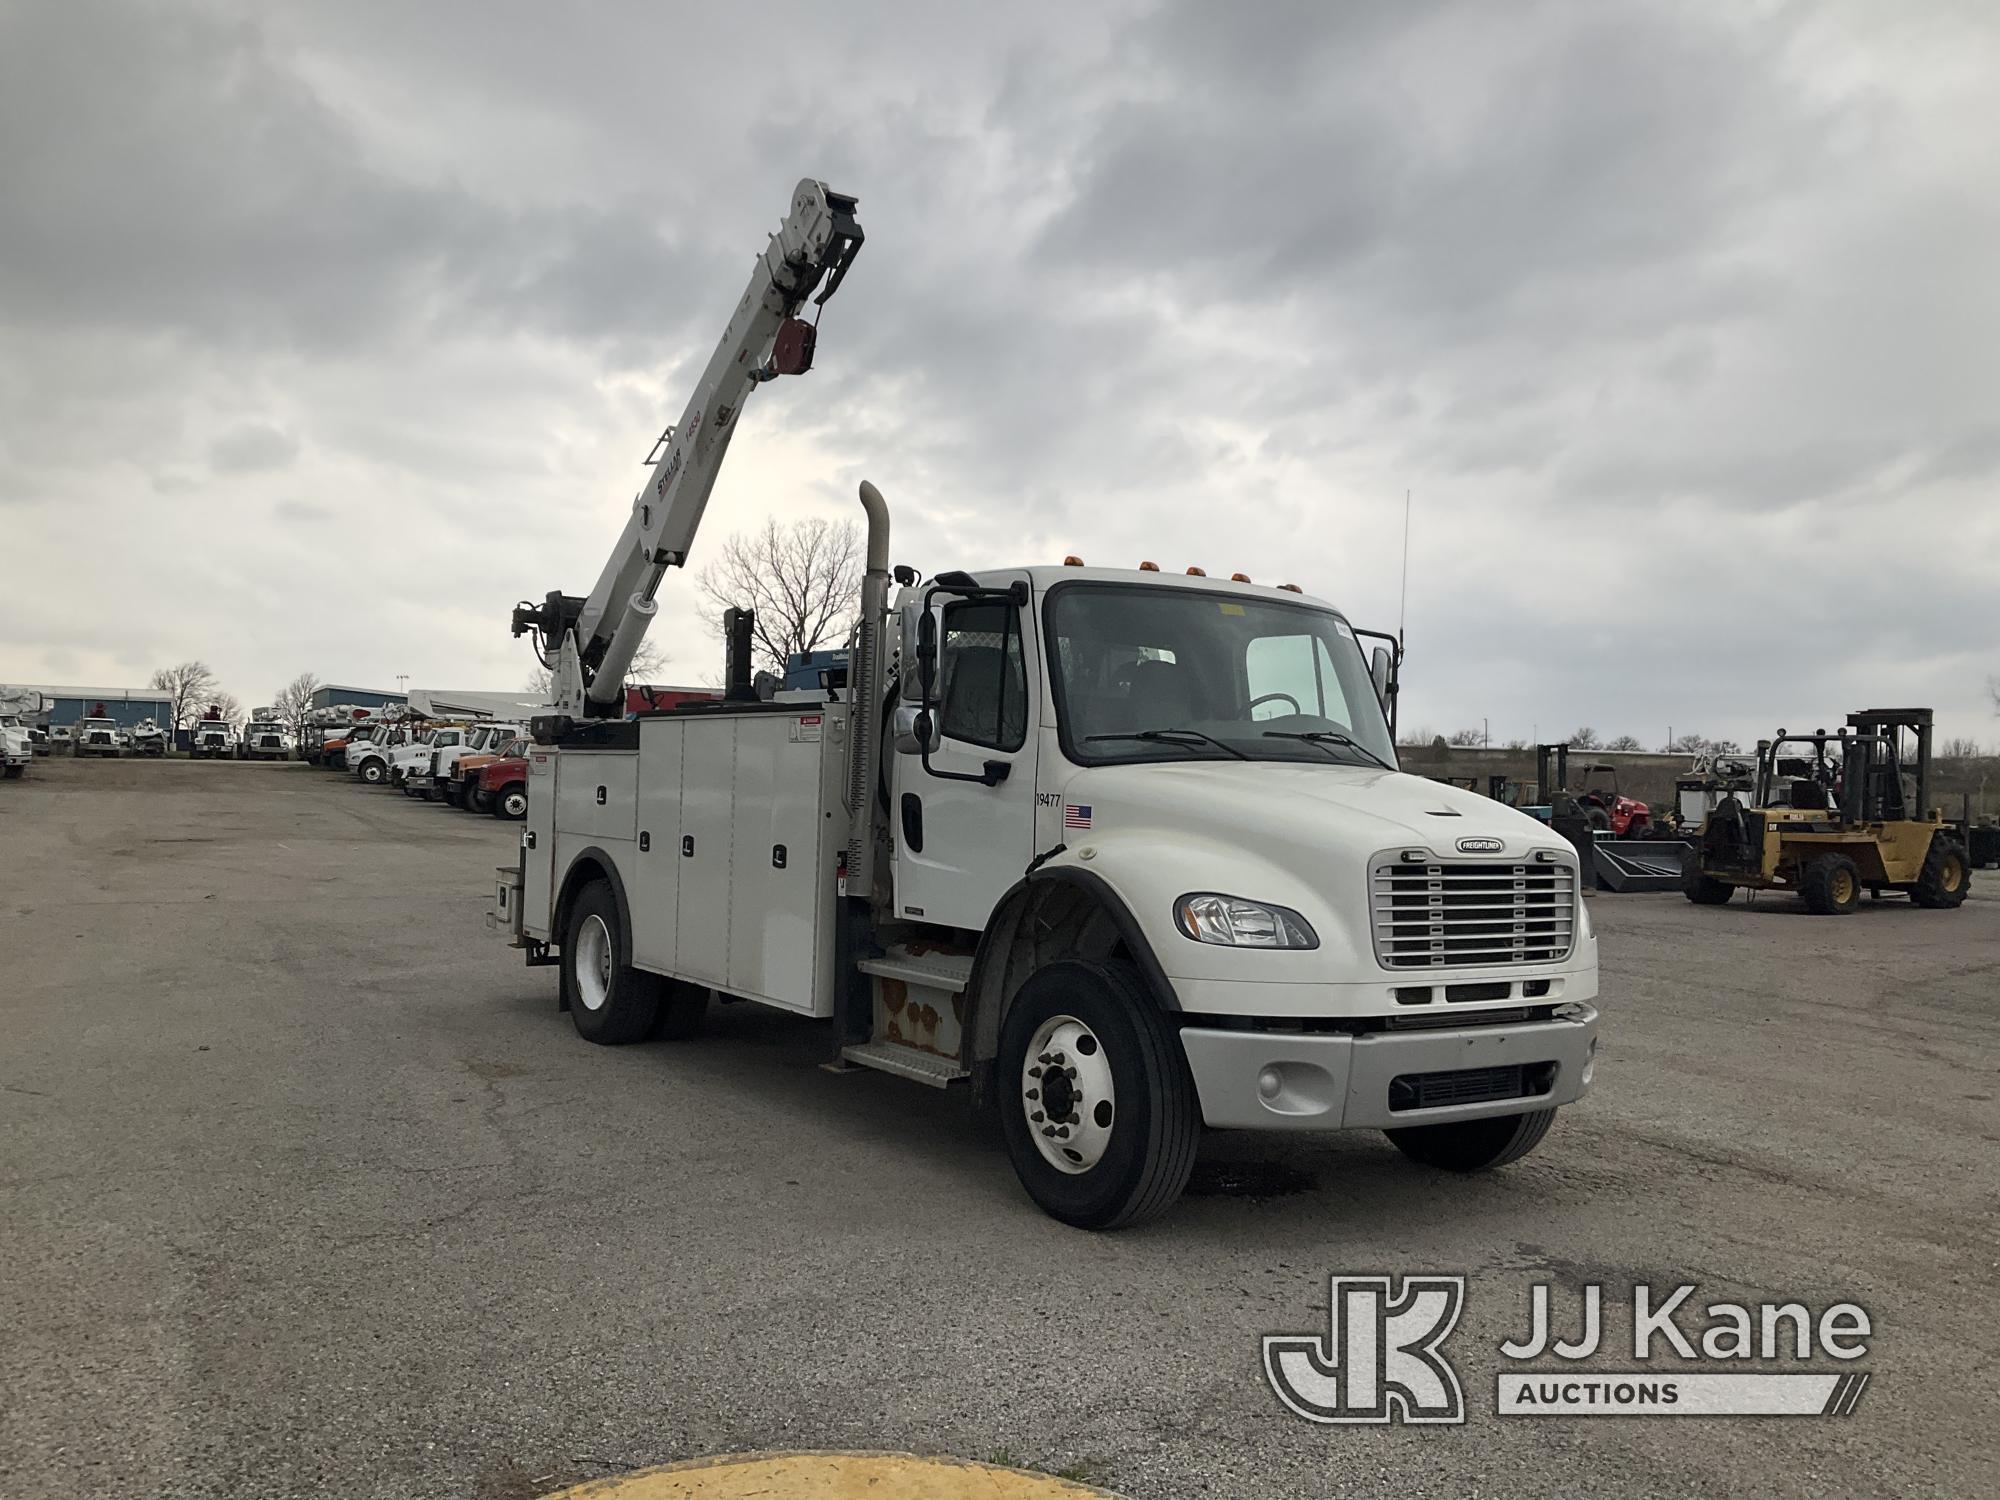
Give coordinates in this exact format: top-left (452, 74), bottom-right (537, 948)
top-left (652, 981), bottom-right (710, 1041)
top-left (359, 759), bottom-right (386, 786)
top-left (1386, 1109), bottom-right (1557, 1171)
top-left (1911, 834), bottom-right (1971, 909)
top-left (495, 783), bottom-right (528, 820)
top-left (561, 881), bottom-right (661, 1045)
top-left (1584, 807), bottom-right (1612, 832)
top-left (3, 764), bottom-right (23, 779)
top-left (1800, 852), bottom-right (1861, 915)
top-left (996, 959), bottom-right (1200, 1230)
top-left (469, 787), bottom-right (492, 814)
top-left (1684, 872), bottom-right (1734, 905)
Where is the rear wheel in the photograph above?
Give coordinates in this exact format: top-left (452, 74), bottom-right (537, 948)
top-left (996, 959), bottom-right (1200, 1230)
top-left (1911, 834), bottom-right (1971, 909)
top-left (1800, 852), bottom-right (1861, 915)
top-left (562, 881), bottom-right (661, 1045)
top-left (1387, 1109), bottom-right (1556, 1171)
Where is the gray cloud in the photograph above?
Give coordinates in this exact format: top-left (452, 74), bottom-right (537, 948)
top-left (0, 0), bottom-right (1995, 748)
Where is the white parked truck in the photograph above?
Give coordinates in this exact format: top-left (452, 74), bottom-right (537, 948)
top-left (128, 717), bottom-right (170, 757)
top-left (74, 717), bottom-right (124, 758)
top-left (240, 711), bottom-right (291, 761)
top-left (1, 714), bottom-right (30, 778)
top-left (189, 716), bottom-right (236, 760)
top-left (492, 181), bottom-right (1599, 1229)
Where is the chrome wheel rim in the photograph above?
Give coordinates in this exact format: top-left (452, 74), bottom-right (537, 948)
top-left (574, 914), bottom-right (613, 1013)
top-left (1021, 1013), bottom-right (1116, 1174)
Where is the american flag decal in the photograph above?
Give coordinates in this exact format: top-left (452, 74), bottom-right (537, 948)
top-left (1064, 803), bottom-right (1093, 830)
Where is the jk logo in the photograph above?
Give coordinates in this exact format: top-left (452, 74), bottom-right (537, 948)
top-left (1264, 1275), bottom-right (1466, 1425)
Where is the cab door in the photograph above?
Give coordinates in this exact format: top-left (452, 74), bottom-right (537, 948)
top-left (890, 576), bottom-right (1040, 931)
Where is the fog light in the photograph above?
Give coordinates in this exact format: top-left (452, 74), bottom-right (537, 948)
top-left (1258, 1068), bottom-right (1282, 1100)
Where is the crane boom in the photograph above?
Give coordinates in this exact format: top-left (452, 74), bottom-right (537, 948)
top-left (513, 179), bottom-right (863, 723)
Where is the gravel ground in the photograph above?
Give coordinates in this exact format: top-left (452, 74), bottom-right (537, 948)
top-left (2, 757), bottom-right (1995, 1498)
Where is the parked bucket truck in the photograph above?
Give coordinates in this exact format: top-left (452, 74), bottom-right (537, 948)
top-left (492, 180), bottom-right (1600, 1228)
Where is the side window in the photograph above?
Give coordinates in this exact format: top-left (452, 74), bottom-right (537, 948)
top-left (1245, 634), bottom-right (1323, 720)
top-left (937, 598), bottom-right (1027, 751)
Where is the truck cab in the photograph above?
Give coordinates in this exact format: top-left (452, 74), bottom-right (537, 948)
top-left (240, 715), bottom-right (291, 761)
top-left (391, 725), bottom-right (471, 792)
top-left (0, 713), bottom-right (30, 778)
top-left (190, 717), bottom-right (235, 759)
top-left (75, 717), bottom-right (124, 758)
top-left (345, 723), bottom-right (404, 785)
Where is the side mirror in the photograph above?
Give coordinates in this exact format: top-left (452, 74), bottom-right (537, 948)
top-left (894, 704), bottom-right (940, 755)
top-left (916, 609), bottom-right (938, 705)
top-left (1370, 644), bottom-right (1393, 699)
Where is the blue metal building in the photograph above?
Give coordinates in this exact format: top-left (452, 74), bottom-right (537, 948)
top-left (24, 686), bottom-right (175, 731)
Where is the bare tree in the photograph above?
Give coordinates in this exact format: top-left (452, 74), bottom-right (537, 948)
top-left (1669, 732), bottom-right (1741, 757)
top-left (1503, 737), bottom-right (1528, 750)
top-left (523, 639), bottom-right (669, 702)
top-left (1446, 727), bottom-right (1485, 747)
top-left (1566, 726), bottom-right (1602, 749)
top-left (1604, 734), bottom-right (1643, 751)
top-left (272, 672), bottom-right (322, 741)
top-left (1940, 735), bottom-right (1982, 760)
top-left (696, 516), bottom-right (863, 673)
top-left (149, 661), bottom-right (217, 732)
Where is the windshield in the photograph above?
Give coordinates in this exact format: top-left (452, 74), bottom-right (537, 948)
top-left (1046, 584), bottom-right (1397, 769)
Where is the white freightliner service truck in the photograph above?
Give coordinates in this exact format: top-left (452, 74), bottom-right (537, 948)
top-left (492, 180), bottom-right (1600, 1229)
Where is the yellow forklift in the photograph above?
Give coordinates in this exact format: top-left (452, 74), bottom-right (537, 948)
top-left (1684, 708), bottom-right (1971, 915)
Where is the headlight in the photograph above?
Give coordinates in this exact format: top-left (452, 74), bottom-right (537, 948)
top-left (1174, 893), bottom-right (1318, 949)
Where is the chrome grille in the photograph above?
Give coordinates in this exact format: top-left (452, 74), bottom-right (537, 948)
top-left (1371, 857), bottom-right (1576, 968)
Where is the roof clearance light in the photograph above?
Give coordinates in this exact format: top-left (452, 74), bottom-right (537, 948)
top-left (1063, 555), bottom-right (1085, 567)
top-left (1138, 560), bottom-right (1159, 572)
top-left (1231, 572), bottom-right (1252, 583)
top-left (1186, 566), bottom-right (1207, 577)
top-left (1278, 583), bottom-right (1303, 593)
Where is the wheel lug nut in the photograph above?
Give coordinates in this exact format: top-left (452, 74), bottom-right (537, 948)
top-left (1028, 1066), bottom-right (1043, 1078)
top-left (1041, 1126), bottom-right (1056, 1137)
top-left (1050, 1052), bottom-right (1066, 1065)
top-left (1055, 1126), bottom-right (1070, 1138)
top-left (1065, 1066), bottom-right (1079, 1079)
top-left (1031, 1111), bottom-right (1044, 1122)
top-left (1025, 1088), bottom-right (1040, 1100)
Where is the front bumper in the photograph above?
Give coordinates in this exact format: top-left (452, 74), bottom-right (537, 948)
top-left (1179, 1004), bottom-right (1598, 1132)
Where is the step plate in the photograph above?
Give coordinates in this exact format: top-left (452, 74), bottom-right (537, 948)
top-left (856, 951), bottom-right (974, 992)
top-left (839, 1040), bottom-right (968, 1088)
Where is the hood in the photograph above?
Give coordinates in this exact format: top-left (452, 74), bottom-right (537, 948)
top-left (1061, 759), bottom-right (1554, 856)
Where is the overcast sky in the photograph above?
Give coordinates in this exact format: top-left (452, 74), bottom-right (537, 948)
top-left (3, 0), bottom-right (1996, 748)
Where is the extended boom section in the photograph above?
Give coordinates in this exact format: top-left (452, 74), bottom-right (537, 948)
top-left (512, 179), bottom-right (863, 725)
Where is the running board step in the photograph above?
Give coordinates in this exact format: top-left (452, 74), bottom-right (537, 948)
top-left (855, 951), bottom-right (973, 994)
top-left (839, 1040), bottom-right (969, 1088)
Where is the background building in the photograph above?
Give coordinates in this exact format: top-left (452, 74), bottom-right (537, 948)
top-left (21, 685), bottom-right (174, 731)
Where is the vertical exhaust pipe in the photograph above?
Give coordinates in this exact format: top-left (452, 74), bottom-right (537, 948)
top-left (844, 481), bottom-right (892, 896)
top-left (723, 606), bottom-right (758, 703)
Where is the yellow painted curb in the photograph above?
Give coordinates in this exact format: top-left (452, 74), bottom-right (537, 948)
top-left (545, 1449), bottom-right (1120, 1499)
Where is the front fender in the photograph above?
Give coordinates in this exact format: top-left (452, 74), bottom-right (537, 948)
top-left (1032, 831), bottom-right (1372, 987)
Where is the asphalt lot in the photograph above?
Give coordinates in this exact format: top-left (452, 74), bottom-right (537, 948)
top-left (3, 757), bottom-right (1996, 1499)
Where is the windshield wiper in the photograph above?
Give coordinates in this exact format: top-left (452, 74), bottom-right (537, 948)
top-left (1261, 729), bottom-right (1395, 772)
top-left (1084, 728), bottom-right (1252, 761)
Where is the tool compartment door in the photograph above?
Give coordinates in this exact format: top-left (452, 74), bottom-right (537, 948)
top-left (631, 719), bottom-right (686, 974)
top-left (674, 718), bottom-right (737, 986)
top-left (725, 713), bottom-right (832, 1016)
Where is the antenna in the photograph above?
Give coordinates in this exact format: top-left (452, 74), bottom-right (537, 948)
top-left (1397, 488), bottom-right (1412, 647)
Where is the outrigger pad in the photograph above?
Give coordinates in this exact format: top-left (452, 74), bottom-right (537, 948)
top-left (1592, 840), bottom-right (1691, 893)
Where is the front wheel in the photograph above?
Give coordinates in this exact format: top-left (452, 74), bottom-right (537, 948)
top-left (1800, 852), bottom-right (1861, 915)
top-left (1386, 1109), bottom-right (1556, 1171)
top-left (996, 959), bottom-right (1200, 1230)
top-left (494, 783), bottom-right (528, 820)
top-left (359, 760), bottom-right (386, 785)
top-left (468, 786), bottom-right (492, 814)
